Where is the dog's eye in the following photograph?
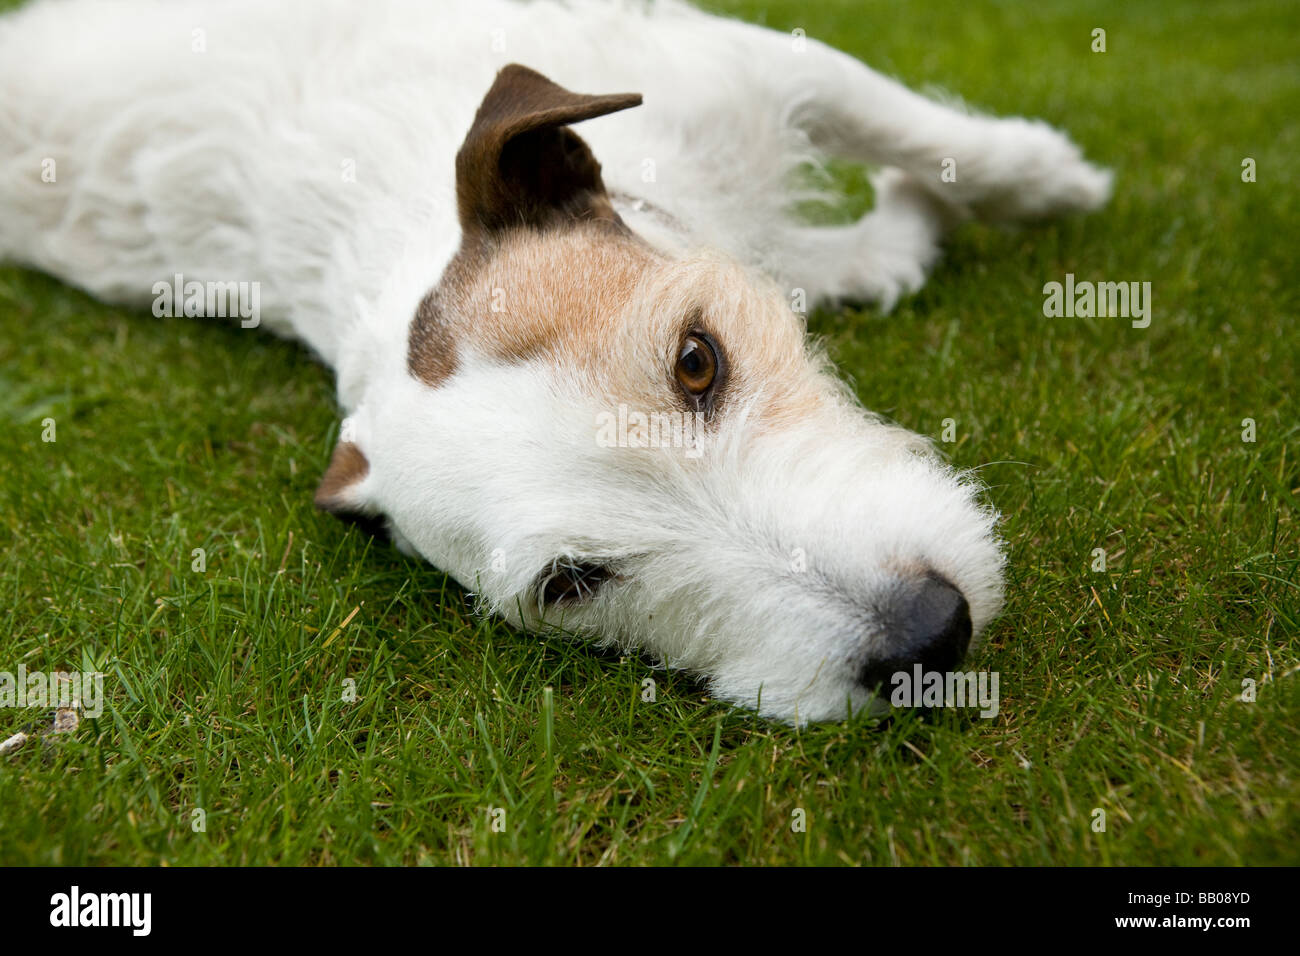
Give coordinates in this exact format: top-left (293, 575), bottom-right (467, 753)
top-left (675, 334), bottom-right (717, 397)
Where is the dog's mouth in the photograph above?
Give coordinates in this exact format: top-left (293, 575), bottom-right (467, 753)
top-left (535, 558), bottom-right (618, 610)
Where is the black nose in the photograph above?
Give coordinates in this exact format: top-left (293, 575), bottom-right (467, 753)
top-left (859, 575), bottom-right (973, 691)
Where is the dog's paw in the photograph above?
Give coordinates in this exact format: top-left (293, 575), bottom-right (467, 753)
top-left (962, 118), bottom-right (1113, 222)
top-left (852, 250), bottom-right (928, 313)
top-left (851, 170), bottom-right (958, 311)
top-left (872, 167), bottom-right (970, 234)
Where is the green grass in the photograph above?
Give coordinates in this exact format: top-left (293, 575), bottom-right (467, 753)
top-left (1, 0), bottom-right (1297, 866)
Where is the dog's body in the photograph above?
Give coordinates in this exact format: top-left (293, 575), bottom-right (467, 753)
top-left (0, 0), bottom-right (1110, 723)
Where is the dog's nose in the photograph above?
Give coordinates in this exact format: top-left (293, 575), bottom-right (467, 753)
top-left (859, 575), bottom-right (972, 690)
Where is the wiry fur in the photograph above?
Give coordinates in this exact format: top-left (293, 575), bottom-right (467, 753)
top-left (0, 0), bottom-right (1111, 723)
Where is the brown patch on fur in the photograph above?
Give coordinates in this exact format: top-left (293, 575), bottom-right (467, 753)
top-left (407, 298), bottom-right (460, 386)
top-left (460, 225), bottom-right (657, 365)
top-left (410, 221), bottom-right (653, 386)
top-left (315, 440), bottom-right (370, 513)
top-left (414, 222), bottom-right (829, 430)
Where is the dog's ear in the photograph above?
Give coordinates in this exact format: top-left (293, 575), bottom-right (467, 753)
top-left (315, 431), bottom-right (385, 536)
top-left (456, 63), bottom-right (641, 236)
top-left (315, 439), bottom-right (370, 514)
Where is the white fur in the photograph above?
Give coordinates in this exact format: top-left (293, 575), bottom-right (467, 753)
top-left (0, 0), bottom-right (1111, 723)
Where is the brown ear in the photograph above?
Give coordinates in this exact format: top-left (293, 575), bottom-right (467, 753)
top-left (315, 439), bottom-right (389, 538)
top-left (315, 440), bottom-right (371, 515)
top-left (456, 64), bottom-right (641, 236)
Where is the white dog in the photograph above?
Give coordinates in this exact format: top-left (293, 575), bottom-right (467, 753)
top-left (0, 0), bottom-right (1110, 723)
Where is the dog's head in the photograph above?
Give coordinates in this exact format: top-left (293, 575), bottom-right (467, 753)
top-left (317, 65), bottom-right (1005, 724)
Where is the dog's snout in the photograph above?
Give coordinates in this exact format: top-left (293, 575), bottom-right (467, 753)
top-left (859, 575), bottom-right (973, 691)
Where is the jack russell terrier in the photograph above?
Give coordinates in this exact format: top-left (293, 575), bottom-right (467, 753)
top-left (0, 0), bottom-right (1111, 723)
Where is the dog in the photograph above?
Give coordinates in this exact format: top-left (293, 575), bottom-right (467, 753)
top-left (0, 0), bottom-right (1111, 723)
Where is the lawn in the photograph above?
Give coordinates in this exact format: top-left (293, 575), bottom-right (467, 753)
top-left (0, 0), bottom-right (1296, 866)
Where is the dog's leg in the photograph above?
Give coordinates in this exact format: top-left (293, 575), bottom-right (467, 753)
top-left (772, 168), bottom-right (969, 310)
top-left (773, 37), bottom-right (1113, 222)
top-left (693, 21), bottom-right (1111, 306)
